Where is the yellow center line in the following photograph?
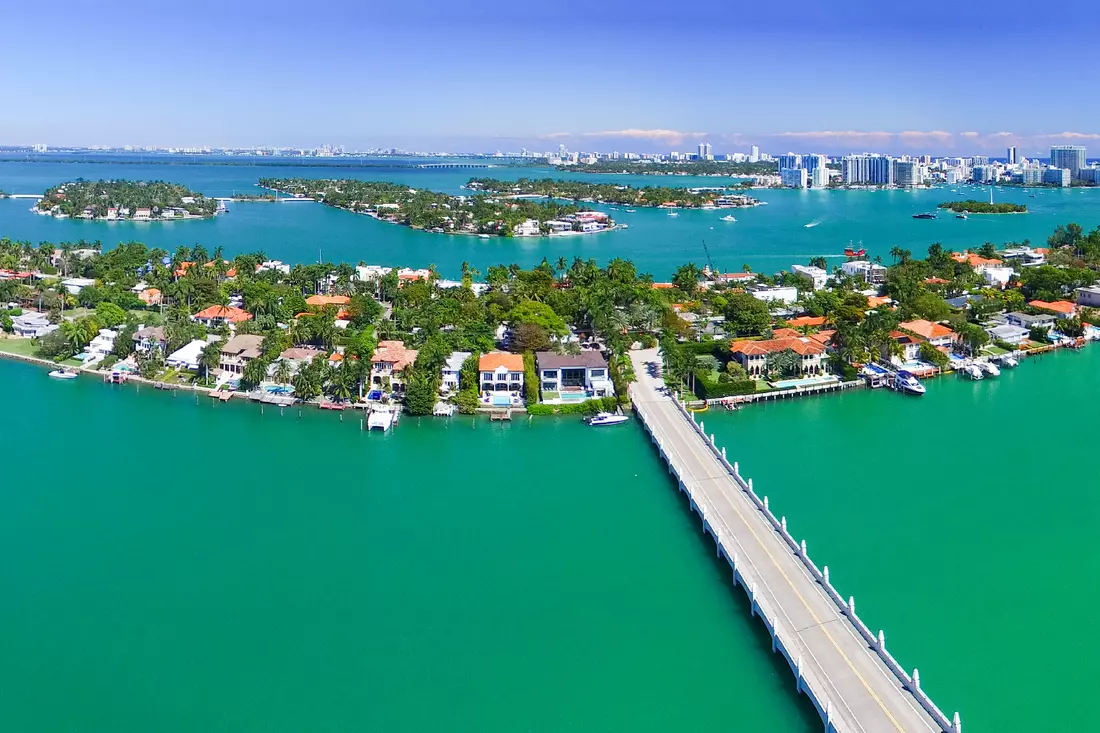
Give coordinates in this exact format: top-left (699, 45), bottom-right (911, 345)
top-left (653, 403), bottom-right (911, 733)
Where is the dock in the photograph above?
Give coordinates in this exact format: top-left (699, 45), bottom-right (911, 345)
top-left (629, 348), bottom-right (960, 733)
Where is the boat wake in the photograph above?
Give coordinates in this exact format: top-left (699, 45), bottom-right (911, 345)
top-left (804, 219), bottom-right (823, 228)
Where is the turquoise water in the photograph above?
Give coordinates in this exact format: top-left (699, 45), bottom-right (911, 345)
top-left (3, 156), bottom-right (1099, 277)
top-left (702, 346), bottom-right (1100, 732)
top-left (0, 358), bottom-right (817, 733)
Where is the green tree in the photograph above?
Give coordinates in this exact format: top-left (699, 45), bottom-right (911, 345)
top-left (200, 341), bottom-right (222, 381)
top-left (403, 367), bottom-right (438, 415)
top-left (94, 301), bottom-right (127, 328)
top-left (672, 263), bottom-right (702, 297)
top-left (723, 292), bottom-right (772, 335)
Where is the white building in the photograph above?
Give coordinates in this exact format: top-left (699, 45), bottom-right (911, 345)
top-left (60, 277), bottom-right (96, 294)
top-left (750, 285), bottom-right (798, 305)
top-left (983, 267), bottom-right (1015, 289)
top-left (11, 312), bottom-right (57, 338)
top-left (165, 339), bottom-right (208, 371)
top-left (442, 351), bottom-right (471, 393)
top-left (780, 168), bottom-right (808, 188)
top-left (841, 260), bottom-right (888, 284)
top-left (1076, 286), bottom-right (1100, 308)
top-left (791, 265), bottom-right (828, 290)
top-left (810, 167), bottom-right (829, 188)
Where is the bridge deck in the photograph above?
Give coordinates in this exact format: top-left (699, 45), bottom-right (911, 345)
top-left (629, 349), bottom-right (950, 733)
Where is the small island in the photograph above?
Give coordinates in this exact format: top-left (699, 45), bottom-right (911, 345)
top-left (259, 178), bottom-right (617, 237)
top-left (937, 200), bottom-right (1027, 214)
top-left (35, 180), bottom-right (218, 221)
top-left (465, 177), bottom-right (760, 209)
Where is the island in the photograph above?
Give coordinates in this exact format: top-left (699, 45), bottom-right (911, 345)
top-left (259, 178), bottom-right (616, 237)
top-left (231, 192), bottom-right (278, 201)
top-left (465, 177), bottom-right (760, 209)
top-left (937, 200), bottom-right (1027, 214)
top-left (34, 180), bottom-right (219, 221)
top-left (553, 159), bottom-right (777, 177)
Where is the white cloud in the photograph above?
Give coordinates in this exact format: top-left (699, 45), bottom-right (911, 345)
top-left (959, 131), bottom-right (980, 138)
top-left (538, 128), bottom-right (708, 146)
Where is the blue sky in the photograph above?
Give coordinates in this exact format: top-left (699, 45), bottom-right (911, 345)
top-left (5, 0), bottom-right (1100, 155)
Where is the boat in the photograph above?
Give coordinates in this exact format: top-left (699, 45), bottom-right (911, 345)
top-left (999, 355), bottom-right (1018, 368)
top-left (667, 211), bottom-right (679, 217)
top-left (978, 361), bottom-right (1000, 377)
top-left (48, 368), bottom-right (78, 380)
top-left (961, 363), bottom-right (984, 380)
top-left (956, 213), bottom-right (968, 219)
top-left (624, 209), bottom-right (636, 213)
top-left (844, 245), bottom-right (866, 257)
top-left (912, 212), bottom-right (938, 219)
top-left (586, 412), bottom-right (628, 426)
top-left (719, 215), bottom-right (736, 222)
top-left (367, 406), bottom-right (397, 431)
top-left (893, 370), bottom-right (926, 395)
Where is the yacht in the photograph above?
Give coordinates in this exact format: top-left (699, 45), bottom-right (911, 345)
top-left (999, 355), bottom-right (1018, 368)
top-left (48, 368), bottom-right (78, 380)
top-left (979, 361), bottom-right (1000, 377)
top-left (624, 209), bottom-right (637, 213)
top-left (719, 214), bottom-right (736, 222)
top-left (961, 363), bottom-right (984, 380)
top-left (586, 412), bottom-right (629, 427)
top-left (893, 370), bottom-right (926, 395)
top-left (956, 213), bottom-right (968, 219)
top-left (667, 211), bottom-right (679, 217)
top-left (912, 212), bottom-right (938, 219)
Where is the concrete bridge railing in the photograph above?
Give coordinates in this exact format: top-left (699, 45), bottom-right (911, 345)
top-left (660, 392), bottom-right (961, 733)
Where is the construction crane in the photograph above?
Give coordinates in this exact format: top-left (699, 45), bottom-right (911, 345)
top-left (701, 238), bottom-right (716, 275)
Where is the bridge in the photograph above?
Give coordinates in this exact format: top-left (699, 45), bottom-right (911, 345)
top-left (628, 348), bottom-right (961, 733)
top-left (416, 163), bottom-right (493, 169)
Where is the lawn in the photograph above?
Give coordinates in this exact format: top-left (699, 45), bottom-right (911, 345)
top-left (0, 338), bottom-right (39, 357)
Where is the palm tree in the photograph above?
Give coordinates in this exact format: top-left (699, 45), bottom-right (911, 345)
top-left (200, 341), bottom-right (222, 382)
top-left (555, 256), bottom-right (568, 281)
top-left (273, 359), bottom-right (293, 386)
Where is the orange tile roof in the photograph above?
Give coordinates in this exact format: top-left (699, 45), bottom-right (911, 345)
top-left (479, 351), bottom-right (524, 372)
top-left (192, 305), bottom-right (253, 323)
top-left (809, 330), bottom-right (836, 346)
top-left (729, 336), bottom-right (825, 357)
top-left (651, 282), bottom-right (675, 289)
top-left (866, 295), bottom-right (892, 309)
top-left (900, 319), bottom-right (955, 340)
top-left (771, 327), bottom-right (802, 338)
top-left (329, 352), bottom-right (343, 362)
top-left (952, 252), bottom-right (1003, 268)
top-left (1028, 299), bottom-right (1076, 315)
top-left (786, 315), bottom-right (826, 328)
top-left (138, 288), bottom-right (161, 305)
top-left (891, 330), bottom-right (924, 345)
top-left (924, 277), bottom-right (950, 285)
top-left (306, 294), bottom-right (351, 306)
top-left (371, 340), bottom-right (418, 370)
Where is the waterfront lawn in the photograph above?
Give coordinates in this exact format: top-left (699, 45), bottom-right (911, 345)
top-left (754, 380), bottom-right (774, 392)
top-left (541, 390), bottom-right (560, 401)
top-left (0, 337), bottom-right (38, 358)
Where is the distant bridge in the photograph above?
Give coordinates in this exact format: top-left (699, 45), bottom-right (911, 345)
top-left (5, 194), bottom-right (43, 199)
top-left (416, 163), bottom-right (493, 169)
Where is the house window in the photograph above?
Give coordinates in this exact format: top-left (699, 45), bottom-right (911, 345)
top-left (541, 370), bottom-right (556, 379)
top-left (589, 369), bottom-right (605, 378)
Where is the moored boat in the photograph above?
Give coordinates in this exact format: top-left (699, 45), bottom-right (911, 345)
top-left (893, 369), bottom-right (926, 395)
top-left (586, 412), bottom-right (628, 426)
top-left (48, 368), bottom-right (78, 380)
top-left (961, 363), bottom-right (984, 380)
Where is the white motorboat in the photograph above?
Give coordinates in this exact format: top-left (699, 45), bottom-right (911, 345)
top-left (586, 412), bottom-right (628, 426)
top-left (667, 211), bottom-right (679, 217)
top-left (961, 363), bottom-right (984, 380)
top-left (979, 361), bottom-right (1000, 377)
top-left (893, 370), bottom-right (926, 395)
top-left (48, 368), bottom-right (78, 380)
top-left (999, 355), bottom-right (1018, 368)
top-left (720, 215), bottom-right (736, 222)
top-left (624, 209), bottom-right (637, 213)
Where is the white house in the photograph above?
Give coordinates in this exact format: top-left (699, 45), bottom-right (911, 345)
top-left (479, 352), bottom-right (525, 403)
top-left (513, 219), bottom-right (541, 237)
top-left (983, 267), bottom-right (1015, 289)
top-left (166, 339), bottom-right (208, 371)
top-left (841, 260), bottom-right (887, 284)
top-left (85, 329), bottom-right (117, 361)
top-left (60, 277), bottom-right (96, 294)
top-left (1076, 285), bottom-right (1100, 308)
top-left (11, 312), bottom-right (57, 338)
top-left (791, 264), bottom-right (828, 290)
top-left (442, 351), bottom-right (471, 393)
top-left (750, 285), bottom-right (798, 305)
top-left (986, 323), bottom-right (1030, 345)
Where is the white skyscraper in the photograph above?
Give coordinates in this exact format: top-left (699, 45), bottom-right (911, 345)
top-left (698, 142), bottom-right (713, 160)
top-left (811, 167), bottom-right (829, 188)
top-left (749, 145), bottom-right (760, 163)
top-left (1006, 146), bottom-right (1018, 165)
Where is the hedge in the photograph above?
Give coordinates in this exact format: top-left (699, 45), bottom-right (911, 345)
top-left (693, 371), bottom-right (756, 399)
top-left (526, 396), bottom-right (619, 416)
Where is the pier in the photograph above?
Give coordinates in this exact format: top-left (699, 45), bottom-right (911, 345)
top-left (629, 348), bottom-right (960, 733)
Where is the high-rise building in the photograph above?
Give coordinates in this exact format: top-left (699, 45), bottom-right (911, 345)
top-left (749, 145), bottom-right (760, 163)
top-left (841, 154), bottom-right (894, 185)
top-left (698, 142), bottom-right (713, 160)
top-left (810, 167), bottom-right (829, 188)
top-left (893, 161), bottom-right (920, 187)
top-left (777, 153), bottom-right (802, 170)
top-left (779, 167), bottom-right (808, 188)
top-left (970, 155), bottom-right (989, 166)
top-left (1044, 167), bottom-right (1071, 187)
top-left (972, 165), bottom-right (992, 183)
top-left (803, 154), bottom-right (827, 174)
top-left (1050, 145), bottom-right (1086, 177)
top-left (1006, 146), bottom-right (1018, 165)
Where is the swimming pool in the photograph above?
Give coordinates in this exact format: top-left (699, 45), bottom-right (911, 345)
top-left (560, 391), bottom-right (589, 402)
top-left (491, 395), bottom-right (512, 407)
top-left (771, 375), bottom-right (840, 390)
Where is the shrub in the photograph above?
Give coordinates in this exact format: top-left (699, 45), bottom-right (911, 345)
top-left (693, 368), bottom-right (755, 399)
top-left (523, 351), bottom-right (539, 404)
top-left (526, 397), bottom-right (618, 416)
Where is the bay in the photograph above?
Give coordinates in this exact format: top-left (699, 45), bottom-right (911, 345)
top-left (0, 358), bottom-right (817, 733)
top-left (2, 155), bottom-right (1099, 278)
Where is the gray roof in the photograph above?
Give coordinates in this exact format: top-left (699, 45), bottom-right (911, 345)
top-left (536, 351), bottom-right (608, 369)
top-left (445, 351), bottom-right (471, 372)
top-left (1006, 311), bottom-right (1054, 325)
top-left (221, 334), bottom-right (264, 357)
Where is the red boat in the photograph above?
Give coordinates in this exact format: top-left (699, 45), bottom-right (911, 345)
top-left (844, 247), bottom-right (866, 257)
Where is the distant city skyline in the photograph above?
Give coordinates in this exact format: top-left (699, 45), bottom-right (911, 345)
top-left (5, 0), bottom-right (1100, 155)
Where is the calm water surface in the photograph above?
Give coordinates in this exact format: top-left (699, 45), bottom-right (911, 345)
top-left (3, 155), bottom-right (1100, 277)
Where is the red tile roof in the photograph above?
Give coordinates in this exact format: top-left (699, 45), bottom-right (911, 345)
top-left (899, 319), bottom-right (955, 340)
top-left (192, 305), bottom-right (253, 323)
top-left (786, 315), bottom-right (827, 328)
top-left (371, 340), bottom-right (418, 370)
top-left (306, 294), bottom-right (351, 306)
top-left (1028, 300), bottom-right (1076, 315)
top-left (729, 336), bottom-right (826, 357)
top-left (479, 351), bottom-right (524, 372)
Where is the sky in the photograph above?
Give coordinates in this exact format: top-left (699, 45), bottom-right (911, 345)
top-left (5, 0), bottom-right (1100, 156)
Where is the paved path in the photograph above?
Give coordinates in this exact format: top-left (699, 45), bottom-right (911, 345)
top-left (629, 349), bottom-right (951, 733)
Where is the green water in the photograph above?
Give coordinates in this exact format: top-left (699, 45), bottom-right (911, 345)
top-left (702, 345), bottom-right (1100, 732)
top-left (0, 358), bottom-right (817, 733)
